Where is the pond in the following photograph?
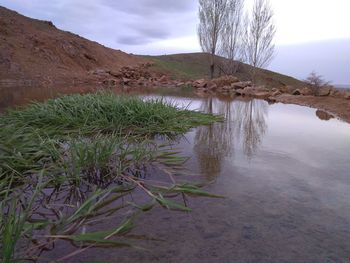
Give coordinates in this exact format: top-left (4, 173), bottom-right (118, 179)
top-left (2, 86), bottom-right (350, 262)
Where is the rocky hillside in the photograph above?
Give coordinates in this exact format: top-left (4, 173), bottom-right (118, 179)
top-left (0, 6), bottom-right (145, 84)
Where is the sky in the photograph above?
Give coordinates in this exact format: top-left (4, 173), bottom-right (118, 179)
top-left (1, 0), bottom-right (349, 84)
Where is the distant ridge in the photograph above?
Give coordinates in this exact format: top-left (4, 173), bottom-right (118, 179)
top-left (336, 84), bottom-right (350, 90)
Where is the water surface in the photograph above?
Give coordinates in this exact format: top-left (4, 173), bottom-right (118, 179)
top-left (45, 94), bottom-right (350, 263)
top-left (1, 86), bottom-right (350, 262)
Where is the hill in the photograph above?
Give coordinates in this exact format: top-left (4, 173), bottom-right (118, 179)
top-left (145, 53), bottom-right (305, 88)
top-left (0, 6), bottom-right (303, 89)
top-left (0, 6), bottom-right (144, 84)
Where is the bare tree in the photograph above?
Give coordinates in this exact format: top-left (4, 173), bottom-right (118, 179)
top-left (305, 71), bottom-right (331, 95)
top-left (243, 0), bottom-right (276, 83)
top-left (219, 0), bottom-right (245, 75)
top-left (198, 0), bottom-right (228, 79)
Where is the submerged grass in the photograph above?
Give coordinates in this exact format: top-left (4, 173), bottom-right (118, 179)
top-left (0, 92), bottom-right (222, 262)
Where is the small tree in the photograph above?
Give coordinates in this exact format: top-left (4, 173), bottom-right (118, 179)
top-left (243, 0), bottom-right (276, 83)
top-left (198, 0), bottom-right (229, 79)
top-left (305, 71), bottom-right (331, 95)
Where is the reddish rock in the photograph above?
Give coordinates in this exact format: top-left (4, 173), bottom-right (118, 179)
top-left (158, 75), bottom-right (168, 83)
top-left (176, 82), bottom-right (185, 87)
top-left (254, 92), bottom-right (271, 99)
top-left (122, 77), bottom-right (131, 85)
top-left (316, 110), bottom-right (334, 121)
top-left (272, 90), bottom-right (282, 97)
top-left (207, 81), bottom-right (218, 90)
top-left (231, 81), bottom-right (252, 89)
top-left (317, 86), bottom-right (331, 96)
top-left (300, 87), bottom-right (313, 96)
top-left (212, 75), bottom-right (239, 87)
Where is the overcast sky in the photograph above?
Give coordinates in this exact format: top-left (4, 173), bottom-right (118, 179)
top-left (1, 0), bottom-right (349, 84)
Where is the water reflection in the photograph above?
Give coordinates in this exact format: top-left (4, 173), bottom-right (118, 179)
top-left (194, 97), bottom-right (268, 179)
top-left (0, 83), bottom-right (97, 112)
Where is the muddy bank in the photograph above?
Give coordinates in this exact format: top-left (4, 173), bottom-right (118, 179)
top-left (274, 94), bottom-right (350, 123)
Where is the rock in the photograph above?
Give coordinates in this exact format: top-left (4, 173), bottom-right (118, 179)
top-left (267, 96), bottom-right (277, 103)
top-left (222, 85), bottom-right (232, 91)
top-left (292, 89), bottom-right (301, 95)
top-left (109, 70), bottom-right (122, 78)
top-left (207, 82), bottom-right (218, 90)
top-left (231, 81), bottom-right (252, 89)
top-left (272, 90), bottom-right (282, 97)
top-left (176, 82), bottom-right (185, 87)
top-left (158, 75), bottom-right (168, 83)
top-left (254, 86), bottom-right (269, 92)
top-left (212, 75), bottom-right (239, 87)
top-left (280, 85), bottom-right (294, 94)
top-left (122, 77), bottom-right (131, 85)
top-left (316, 110), bottom-right (334, 121)
top-left (193, 79), bottom-right (207, 88)
top-left (317, 86), bottom-right (331, 96)
top-left (241, 86), bottom-right (255, 96)
top-left (344, 91), bottom-right (350, 100)
top-left (235, 89), bottom-right (245, 95)
top-left (254, 92), bottom-right (271, 99)
top-left (102, 78), bottom-right (118, 88)
top-left (300, 87), bottom-right (313, 96)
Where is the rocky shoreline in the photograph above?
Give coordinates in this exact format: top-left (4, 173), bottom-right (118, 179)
top-left (95, 65), bottom-right (350, 123)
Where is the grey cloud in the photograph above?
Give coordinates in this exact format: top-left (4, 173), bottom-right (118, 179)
top-left (127, 23), bottom-right (170, 38)
top-left (117, 35), bottom-right (154, 45)
top-left (101, 0), bottom-right (196, 16)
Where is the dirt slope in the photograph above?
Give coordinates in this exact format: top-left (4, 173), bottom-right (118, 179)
top-left (0, 6), bottom-right (145, 84)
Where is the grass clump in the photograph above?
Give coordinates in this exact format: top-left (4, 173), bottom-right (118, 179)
top-left (0, 92), bottom-right (222, 262)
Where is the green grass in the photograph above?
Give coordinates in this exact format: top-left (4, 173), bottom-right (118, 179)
top-left (0, 92), bottom-right (222, 262)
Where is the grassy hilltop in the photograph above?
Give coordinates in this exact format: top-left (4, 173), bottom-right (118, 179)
top-left (145, 52), bottom-right (304, 89)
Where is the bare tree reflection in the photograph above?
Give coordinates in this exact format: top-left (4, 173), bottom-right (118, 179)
top-left (234, 99), bottom-right (268, 157)
top-left (194, 97), bottom-right (268, 179)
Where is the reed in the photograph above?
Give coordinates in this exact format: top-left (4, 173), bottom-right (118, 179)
top-left (0, 92), bottom-right (223, 262)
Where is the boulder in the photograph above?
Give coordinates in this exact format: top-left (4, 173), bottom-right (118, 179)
top-left (212, 75), bottom-right (239, 87)
top-left (317, 86), bottom-right (331, 96)
top-left (300, 87), bottom-right (313, 96)
top-left (267, 96), bottom-right (277, 103)
top-left (193, 79), bottom-right (207, 88)
top-left (122, 77), bottom-right (131, 85)
top-left (254, 92), bottom-right (271, 99)
top-left (235, 89), bottom-right (245, 95)
top-left (271, 90), bottom-right (282, 97)
top-left (102, 78), bottom-right (119, 88)
top-left (231, 81), bottom-right (252, 89)
top-left (158, 75), bottom-right (168, 83)
top-left (316, 110), bottom-right (334, 121)
top-left (254, 86), bottom-right (269, 92)
top-left (175, 82), bottom-right (185, 87)
top-left (292, 89), bottom-right (301, 95)
top-left (280, 85), bottom-right (294, 94)
top-left (241, 86), bottom-right (255, 96)
top-left (207, 81), bottom-right (218, 90)
top-left (344, 91), bottom-right (350, 100)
